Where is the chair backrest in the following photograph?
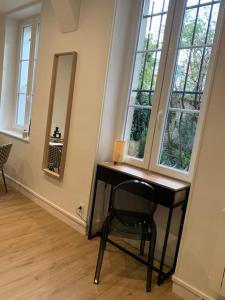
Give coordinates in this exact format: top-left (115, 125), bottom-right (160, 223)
top-left (0, 143), bottom-right (12, 170)
top-left (48, 145), bottom-right (62, 170)
top-left (111, 180), bottom-right (157, 226)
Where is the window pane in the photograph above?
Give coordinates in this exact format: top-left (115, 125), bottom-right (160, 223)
top-left (208, 4), bottom-right (220, 44)
top-left (133, 52), bottom-right (161, 91)
top-left (146, 0), bottom-right (169, 15)
top-left (140, 14), bottom-right (167, 51)
top-left (180, 8), bottom-right (198, 47)
top-left (124, 0), bottom-right (170, 159)
top-left (160, 111), bottom-right (199, 171)
top-left (187, 0), bottom-right (199, 7)
top-left (21, 26), bottom-right (32, 60)
top-left (132, 91), bottom-right (153, 106)
top-left (159, 0), bottom-right (221, 171)
top-left (16, 94), bottom-right (26, 126)
top-left (19, 60), bottom-right (29, 93)
top-left (126, 107), bottom-right (151, 159)
top-left (16, 21), bottom-right (40, 129)
top-left (170, 92), bottom-right (202, 110)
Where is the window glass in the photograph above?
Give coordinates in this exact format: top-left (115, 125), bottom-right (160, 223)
top-left (16, 25), bottom-right (32, 127)
top-left (16, 94), bottom-right (26, 126)
top-left (124, 0), bottom-right (170, 159)
top-left (16, 21), bottom-right (39, 130)
top-left (159, 0), bottom-right (221, 171)
top-left (21, 26), bottom-right (32, 60)
top-left (18, 61), bottom-right (29, 94)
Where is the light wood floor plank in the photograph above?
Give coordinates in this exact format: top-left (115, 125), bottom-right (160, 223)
top-left (0, 188), bottom-right (182, 300)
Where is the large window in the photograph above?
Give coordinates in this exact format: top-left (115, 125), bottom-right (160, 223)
top-left (123, 0), bottom-right (222, 181)
top-left (15, 18), bottom-right (39, 132)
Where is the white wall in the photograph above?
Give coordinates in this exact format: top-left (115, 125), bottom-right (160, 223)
top-left (97, 0), bottom-right (140, 162)
top-left (173, 10), bottom-right (225, 300)
top-left (0, 0), bottom-right (115, 228)
top-left (0, 16), bottom-right (18, 129)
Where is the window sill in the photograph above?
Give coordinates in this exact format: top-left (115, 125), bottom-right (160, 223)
top-left (0, 129), bottom-right (30, 143)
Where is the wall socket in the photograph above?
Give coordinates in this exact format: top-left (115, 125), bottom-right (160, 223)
top-left (76, 203), bottom-right (85, 217)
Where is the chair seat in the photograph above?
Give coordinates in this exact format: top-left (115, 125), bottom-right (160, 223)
top-left (108, 216), bottom-right (151, 240)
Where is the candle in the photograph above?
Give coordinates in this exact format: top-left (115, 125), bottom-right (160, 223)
top-left (112, 140), bottom-right (125, 163)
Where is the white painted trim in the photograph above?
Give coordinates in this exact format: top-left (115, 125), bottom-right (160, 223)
top-left (151, 0), bottom-right (225, 183)
top-left (14, 17), bottom-right (39, 131)
top-left (173, 276), bottom-right (216, 300)
top-left (5, 174), bottom-right (87, 235)
top-left (122, 0), bottom-right (178, 170)
top-left (89, 0), bottom-right (117, 217)
top-left (0, 129), bottom-right (29, 142)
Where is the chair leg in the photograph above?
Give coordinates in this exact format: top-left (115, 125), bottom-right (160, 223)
top-left (140, 234), bottom-right (146, 256)
top-left (93, 223), bottom-right (109, 284)
top-left (2, 170), bottom-right (7, 192)
top-left (146, 225), bottom-right (156, 292)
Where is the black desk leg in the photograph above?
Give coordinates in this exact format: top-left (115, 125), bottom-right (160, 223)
top-left (108, 184), bottom-right (114, 209)
top-left (172, 202), bottom-right (187, 272)
top-left (88, 176), bottom-right (98, 239)
top-left (157, 206), bottom-right (174, 285)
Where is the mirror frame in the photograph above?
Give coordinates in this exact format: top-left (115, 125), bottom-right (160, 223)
top-left (42, 51), bottom-right (77, 179)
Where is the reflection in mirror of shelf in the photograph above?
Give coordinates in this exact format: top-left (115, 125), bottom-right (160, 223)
top-left (42, 52), bottom-right (77, 179)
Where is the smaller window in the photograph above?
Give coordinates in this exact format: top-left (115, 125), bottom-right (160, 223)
top-left (15, 18), bottom-right (40, 132)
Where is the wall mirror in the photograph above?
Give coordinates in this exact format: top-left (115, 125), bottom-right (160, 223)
top-left (42, 52), bottom-right (77, 179)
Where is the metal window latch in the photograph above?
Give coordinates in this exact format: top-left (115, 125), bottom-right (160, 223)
top-left (157, 111), bottom-right (163, 131)
top-left (26, 95), bottom-right (31, 103)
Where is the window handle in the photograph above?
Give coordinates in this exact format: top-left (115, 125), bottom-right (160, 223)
top-left (157, 111), bottom-right (163, 131)
top-left (26, 95), bottom-right (31, 103)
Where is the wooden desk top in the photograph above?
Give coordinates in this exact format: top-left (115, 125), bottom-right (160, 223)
top-left (98, 162), bottom-right (190, 192)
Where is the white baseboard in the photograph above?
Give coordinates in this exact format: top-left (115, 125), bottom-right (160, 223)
top-left (5, 174), bottom-right (87, 235)
top-left (173, 276), bottom-right (216, 300)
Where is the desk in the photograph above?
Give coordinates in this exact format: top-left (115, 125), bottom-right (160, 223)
top-left (88, 162), bottom-right (190, 285)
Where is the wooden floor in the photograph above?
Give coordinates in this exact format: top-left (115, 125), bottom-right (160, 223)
top-left (0, 188), bottom-right (182, 300)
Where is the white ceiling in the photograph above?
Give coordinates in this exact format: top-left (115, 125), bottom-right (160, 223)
top-left (0, 0), bottom-right (39, 13)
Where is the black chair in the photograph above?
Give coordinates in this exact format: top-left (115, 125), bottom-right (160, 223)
top-left (0, 143), bottom-right (12, 192)
top-left (93, 180), bottom-right (157, 292)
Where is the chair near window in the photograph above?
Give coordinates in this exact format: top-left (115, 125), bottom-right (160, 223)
top-left (93, 180), bottom-right (157, 292)
top-left (0, 143), bottom-right (12, 192)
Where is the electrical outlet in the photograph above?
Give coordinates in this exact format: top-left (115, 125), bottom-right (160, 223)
top-left (76, 203), bottom-right (85, 217)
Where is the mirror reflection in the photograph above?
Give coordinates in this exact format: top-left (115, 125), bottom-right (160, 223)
top-left (43, 52), bottom-right (76, 178)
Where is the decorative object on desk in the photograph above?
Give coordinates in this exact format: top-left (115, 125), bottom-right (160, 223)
top-left (42, 52), bottom-right (77, 179)
top-left (53, 126), bottom-right (61, 139)
top-left (0, 143), bottom-right (13, 192)
top-left (93, 179), bottom-right (157, 292)
top-left (112, 139), bottom-right (125, 164)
